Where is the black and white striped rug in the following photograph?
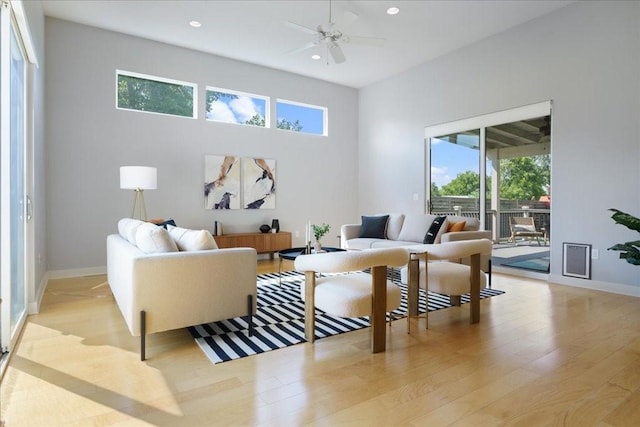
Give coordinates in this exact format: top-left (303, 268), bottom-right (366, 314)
top-left (189, 270), bottom-right (504, 364)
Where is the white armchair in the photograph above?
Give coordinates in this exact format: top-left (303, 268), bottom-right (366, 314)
top-left (294, 247), bottom-right (409, 353)
top-left (405, 239), bottom-right (493, 332)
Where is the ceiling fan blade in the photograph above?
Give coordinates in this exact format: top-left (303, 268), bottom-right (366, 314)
top-left (283, 21), bottom-right (318, 36)
top-left (285, 41), bottom-right (318, 56)
top-left (329, 43), bottom-right (346, 64)
top-left (334, 10), bottom-right (358, 28)
top-left (345, 35), bottom-right (386, 46)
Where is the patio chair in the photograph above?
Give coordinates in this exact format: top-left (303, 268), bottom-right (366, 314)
top-left (508, 216), bottom-right (544, 246)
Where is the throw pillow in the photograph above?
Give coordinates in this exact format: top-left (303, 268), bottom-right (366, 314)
top-left (423, 216), bottom-right (448, 244)
top-left (118, 218), bottom-right (145, 245)
top-left (135, 222), bottom-right (179, 253)
top-left (447, 221), bottom-right (466, 232)
top-left (397, 215), bottom-right (438, 242)
top-left (167, 225), bottom-right (218, 251)
top-left (149, 218), bottom-right (177, 229)
top-left (359, 215), bottom-right (389, 239)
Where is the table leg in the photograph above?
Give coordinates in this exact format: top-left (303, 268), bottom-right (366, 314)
top-left (304, 271), bottom-right (316, 343)
top-left (470, 253), bottom-right (480, 324)
top-left (278, 256), bottom-right (282, 287)
top-left (371, 265), bottom-right (387, 353)
top-left (407, 256), bottom-right (419, 334)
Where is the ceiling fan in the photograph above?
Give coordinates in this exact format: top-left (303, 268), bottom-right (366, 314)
top-left (284, 0), bottom-right (384, 64)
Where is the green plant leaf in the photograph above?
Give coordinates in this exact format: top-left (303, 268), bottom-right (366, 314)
top-left (609, 208), bottom-right (640, 233)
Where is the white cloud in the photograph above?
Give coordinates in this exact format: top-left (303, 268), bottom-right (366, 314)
top-left (207, 100), bottom-right (236, 123)
top-left (431, 166), bottom-right (451, 187)
top-left (229, 96), bottom-right (259, 123)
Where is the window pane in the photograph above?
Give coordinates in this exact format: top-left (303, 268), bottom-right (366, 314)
top-left (205, 88), bottom-right (268, 127)
top-left (117, 71), bottom-right (196, 118)
top-left (276, 100), bottom-right (326, 136)
top-left (430, 129), bottom-right (481, 214)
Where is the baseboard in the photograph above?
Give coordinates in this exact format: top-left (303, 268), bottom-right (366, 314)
top-left (493, 265), bottom-right (548, 281)
top-left (27, 272), bottom-right (50, 315)
top-left (47, 266), bottom-right (107, 280)
top-left (548, 274), bottom-right (640, 298)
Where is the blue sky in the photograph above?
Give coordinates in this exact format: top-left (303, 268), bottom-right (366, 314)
top-left (205, 90), bottom-right (325, 135)
top-left (431, 134), bottom-right (492, 188)
top-left (276, 101), bottom-right (324, 135)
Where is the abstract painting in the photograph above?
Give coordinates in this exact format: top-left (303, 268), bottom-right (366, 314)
top-left (204, 155), bottom-right (241, 209)
top-left (242, 158), bottom-right (276, 209)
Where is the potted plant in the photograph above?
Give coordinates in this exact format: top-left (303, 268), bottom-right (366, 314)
top-left (311, 223), bottom-right (331, 252)
top-left (607, 208), bottom-right (640, 265)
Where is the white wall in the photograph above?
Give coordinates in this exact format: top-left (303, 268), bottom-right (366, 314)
top-left (45, 18), bottom-right (358, 273)
top-left (358, 1), bottom-right (640, 293)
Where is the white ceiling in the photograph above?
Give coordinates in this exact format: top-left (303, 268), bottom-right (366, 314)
top-left (41, 0), bottom-right (573, 88)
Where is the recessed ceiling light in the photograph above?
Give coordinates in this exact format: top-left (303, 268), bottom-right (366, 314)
top-left (189, 20), bottom-right (202, 28)
top-left (311, 54), bottom-right (321, 60)
top-left (386, 7), bottom-right (400, 15)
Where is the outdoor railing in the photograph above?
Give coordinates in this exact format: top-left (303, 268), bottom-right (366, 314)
top-left (432, 208), bottom-right (550, 242)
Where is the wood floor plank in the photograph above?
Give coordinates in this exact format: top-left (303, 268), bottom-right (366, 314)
top-left (1, 261), bottom-right (639, 426)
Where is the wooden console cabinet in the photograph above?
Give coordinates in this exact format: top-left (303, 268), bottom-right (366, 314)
top-left (214, 231), bottom-right (292, 256)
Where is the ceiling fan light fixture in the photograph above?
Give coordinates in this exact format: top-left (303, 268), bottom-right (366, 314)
top-left (386, 7), bottom-right (400, 15)
top-left (189, 20), bottom-right (202, 28)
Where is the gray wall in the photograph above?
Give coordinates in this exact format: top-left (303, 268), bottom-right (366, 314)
top-left (358, 1), bottom-right (640, 292)
top-left (45, 18), bottom-right (358, 273)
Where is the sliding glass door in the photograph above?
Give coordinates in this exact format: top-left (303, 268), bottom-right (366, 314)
top-left (1, 3), bottom-right (28, 358)
top-left (426, 102), bottom-right (552, 275)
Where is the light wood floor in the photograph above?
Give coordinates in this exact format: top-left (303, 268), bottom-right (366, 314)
top-left (1, 260), bottom-right (639, 426)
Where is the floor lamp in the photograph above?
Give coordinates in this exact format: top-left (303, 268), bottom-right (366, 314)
top-left (120, 166), bottom-right (157, 220)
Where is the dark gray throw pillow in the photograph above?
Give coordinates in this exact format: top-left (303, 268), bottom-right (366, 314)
top-left (359, 215), bottom-right (389, 239)
top-left (423, 216), bottom-right (447, 244)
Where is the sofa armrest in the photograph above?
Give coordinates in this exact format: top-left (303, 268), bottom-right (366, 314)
top-left (440, 230), bottom-right (491, 243)
top-left (340, 224), bottom-right (361, 248)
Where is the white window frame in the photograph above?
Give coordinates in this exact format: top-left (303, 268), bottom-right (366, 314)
top-left (116, 69), bottom-right (198, 119)
top-left (205, 86), bottom-right (270, 128)
top-left (276, 98), bottom-right (328, 136)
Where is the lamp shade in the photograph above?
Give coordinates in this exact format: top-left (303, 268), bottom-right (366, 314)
top-left (120, 166), bottom-right (157, 190)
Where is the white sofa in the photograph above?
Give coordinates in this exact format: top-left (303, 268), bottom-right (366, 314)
top-left (107, 219), bottom-right (257, 360)
top-left (340, 213), bottom-right (492, 284)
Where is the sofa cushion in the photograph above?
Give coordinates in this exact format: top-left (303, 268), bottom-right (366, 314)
top-left (423, 216), bottom-right (448, 244)
top-left (168, 225), bottom-right (218, 251)
top-left (118, 218), bottom-right (145, 245)
top-left (359, 215), bottom-right (389, 239)
top-left (397, 214), bottom-right (437, 243)
top-left (135, 222), bottom-right (179, 253)
top-left (380, 213), bottom-right (405, 241)
top-left (345, 238), bottom-right (380, 250)
top-left (370, 240), bottom-right (419, 249)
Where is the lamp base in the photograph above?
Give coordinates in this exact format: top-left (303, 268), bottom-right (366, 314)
top-left (130, 189), bottom-right (148, 220)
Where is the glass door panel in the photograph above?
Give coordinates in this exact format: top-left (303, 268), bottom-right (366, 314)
top-left (1, 10), bottom-right (27, 356)
top-left (10, 25), bottom-right (26, 332)
top-left (429, 129), bottom-right (481, 223)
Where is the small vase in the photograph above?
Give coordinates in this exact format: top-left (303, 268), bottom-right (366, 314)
top-left (313, 241), bottom-right (322, 253)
